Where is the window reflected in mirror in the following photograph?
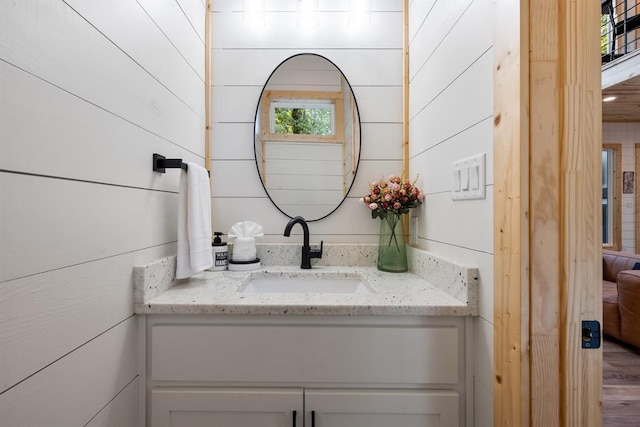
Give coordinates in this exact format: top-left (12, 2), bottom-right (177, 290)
top-left (273, 102), bottom-right (334, 136)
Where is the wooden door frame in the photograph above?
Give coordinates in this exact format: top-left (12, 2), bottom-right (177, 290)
top-left (494, 1), bottom-right (603, 426)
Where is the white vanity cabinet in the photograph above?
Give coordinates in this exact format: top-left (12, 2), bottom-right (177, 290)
top-left (144, 315), bottom-right (470, 427)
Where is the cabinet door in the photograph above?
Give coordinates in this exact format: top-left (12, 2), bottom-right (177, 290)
top-left (305, 389), bottom-right (459, 427)
top-left (150, 388), bottom-right (302, 427)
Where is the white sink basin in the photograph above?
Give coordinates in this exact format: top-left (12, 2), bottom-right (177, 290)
top-left (240, 272), bottom-right (373, 294)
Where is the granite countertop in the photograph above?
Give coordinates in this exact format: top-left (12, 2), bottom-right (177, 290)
top-left (134, 244), bottom-right (479, 317)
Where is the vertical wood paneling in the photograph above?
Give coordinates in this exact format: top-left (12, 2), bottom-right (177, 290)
top-left (559, 0), bottom-right (602, 424)
top-left (205, 0), bottom-right (212, 171)
top-left (494, 0), bottom-right (603, 425)
top-left (493, 0), bottom-right (528, 425)
top-left (530, 0), bottom-right (561, 422)
top-left (530, 61), bottom-right (561, 424)
top-left (403, 0), bottom-right (410, 179)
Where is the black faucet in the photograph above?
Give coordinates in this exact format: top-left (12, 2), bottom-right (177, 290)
top-left (283, 216), bottom-right (323, 269)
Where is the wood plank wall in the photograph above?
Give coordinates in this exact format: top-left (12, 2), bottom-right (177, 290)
top-left (210, 0), bottom-right (404, 242)
top-left (407, 0), bottom-right (495, 425)
top-left (559, 1), bottom-right (602, 424)
top-left (0, 1), bottom-right (205, 424)
top-left (494, 0), bottom-right (603, 425)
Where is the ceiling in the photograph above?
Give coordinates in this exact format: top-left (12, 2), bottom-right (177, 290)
top-left (602, 74), bottom-right (640, 122)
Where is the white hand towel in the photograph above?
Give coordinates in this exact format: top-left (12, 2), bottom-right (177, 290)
top-left (176, 162), bottom-right (213, 279)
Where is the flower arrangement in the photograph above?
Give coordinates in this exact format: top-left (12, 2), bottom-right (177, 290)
top-left (360, 174), bottom-right (424, 219)
top-left (360, 174), bottom-right (424, 272)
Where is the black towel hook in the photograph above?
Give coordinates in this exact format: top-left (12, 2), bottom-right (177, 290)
top-left (152, 153), bottom-right (187, 173)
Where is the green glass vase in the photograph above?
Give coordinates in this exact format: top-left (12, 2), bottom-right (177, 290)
top-left (377, 212), bottom-right (408, 272)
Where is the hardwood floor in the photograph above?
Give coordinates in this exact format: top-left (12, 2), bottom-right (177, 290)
top-left (603, 338), bottom-right (640, 426)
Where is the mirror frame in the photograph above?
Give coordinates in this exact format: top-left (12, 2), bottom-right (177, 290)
top-left (253, 53), bottom-right (362, 221)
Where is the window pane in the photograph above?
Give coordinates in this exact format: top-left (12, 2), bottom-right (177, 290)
top-left (273, 107), bottom-right (333, 135)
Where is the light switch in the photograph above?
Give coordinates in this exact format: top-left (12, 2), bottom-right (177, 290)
top-left (470, 165), bottom-right (480, 190)
top-left (453, 169), bottom-right (461, 191)
top-left (461, 167), bottom-right (469, 190)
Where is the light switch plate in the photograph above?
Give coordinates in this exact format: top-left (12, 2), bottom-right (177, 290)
top-left (451, 153), bottom-right (486, 200)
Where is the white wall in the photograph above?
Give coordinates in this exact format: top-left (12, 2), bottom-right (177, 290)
top-left (0, 0), bottom-right (205, 425)
top-left (603, 122), bottom-right (640, 252)
top-left (408, 0), bottom-right (494, 425)
top-left (210, 0), bottom-right (404, 242)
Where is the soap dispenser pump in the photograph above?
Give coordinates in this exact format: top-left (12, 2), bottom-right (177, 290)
top-left (209, 232), bottom-right (228, 271)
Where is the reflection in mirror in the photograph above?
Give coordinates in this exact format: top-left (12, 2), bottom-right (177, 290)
top-left (254, 53), bottom-right (361, 221)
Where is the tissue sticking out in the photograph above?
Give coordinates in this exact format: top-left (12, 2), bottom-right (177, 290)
top-left (227, 221), bottom-right (264, 271)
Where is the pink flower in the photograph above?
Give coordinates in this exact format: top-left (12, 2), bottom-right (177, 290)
top-left (361, 174), bottom-right (423, 215)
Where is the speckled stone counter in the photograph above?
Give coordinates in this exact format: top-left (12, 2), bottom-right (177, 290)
top-left (134, 244), bottom-right (478, 316)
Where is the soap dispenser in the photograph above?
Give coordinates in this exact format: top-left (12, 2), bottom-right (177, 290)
top-left (209, 232), bottom-right (228, 271)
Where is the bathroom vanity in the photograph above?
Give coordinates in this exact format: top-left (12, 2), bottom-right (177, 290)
top-left (134, 245), bottom-right (478, 427)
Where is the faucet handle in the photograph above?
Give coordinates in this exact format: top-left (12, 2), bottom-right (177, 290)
top-left (310, 240), bottom-right (323, 259)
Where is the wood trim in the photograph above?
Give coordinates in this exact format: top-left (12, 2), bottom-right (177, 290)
top-left (493, 0), bottom-right (529, 425)
top-left (261, 134), bottom-right (341, 143)
top-left (264, 90), bottom-right (343, 101)
top-left (636, 144), bottom-right (640, 253)
top-left (403, 0), bottom-right (410, 241)
top-left (559, 0), bottom-right (602, 424)
top-left (402, 0), bottom-right (409, 178)
top-left (205, 0), bottom-right (211, 172)
top-left (603, 143), bottom-right (622, 251)
top-left (530, 0), bottom-right (560, 422)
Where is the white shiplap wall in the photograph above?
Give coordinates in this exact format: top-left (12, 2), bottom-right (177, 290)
top-left (210, 0), bottom-right (404, 242)
top-left (603, 122), bottom-right (640, 252)
top-left (408, 0), bottom-right (494, 425)
top-left (0, 1), bottom-right (205, 425)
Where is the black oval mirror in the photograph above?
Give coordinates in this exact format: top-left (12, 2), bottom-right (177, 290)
top-left (254, 54), bottom-right (361, 221)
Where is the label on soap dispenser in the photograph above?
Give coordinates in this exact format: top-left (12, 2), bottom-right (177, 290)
top-left (214, 248), bottom-right (228, 268)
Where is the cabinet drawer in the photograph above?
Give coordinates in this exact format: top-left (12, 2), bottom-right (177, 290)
top-left (150, 323), bottom-right (459, 385)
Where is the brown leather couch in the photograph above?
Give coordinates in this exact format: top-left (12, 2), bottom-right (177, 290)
top-left (603, 249), bottom-right (640, 348)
